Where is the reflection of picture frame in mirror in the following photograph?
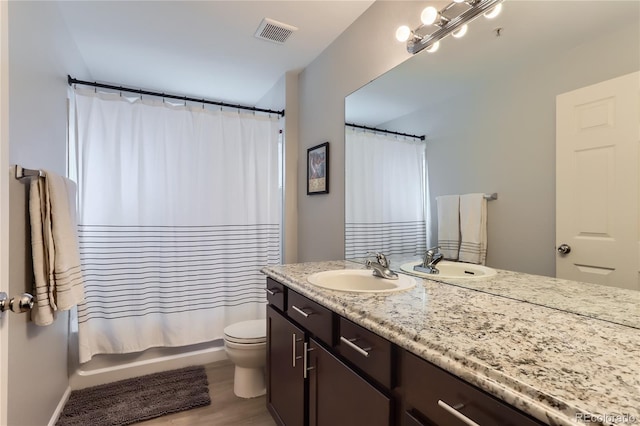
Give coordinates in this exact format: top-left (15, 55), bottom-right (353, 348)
top-left (307, 142), bottom-right (329, 195)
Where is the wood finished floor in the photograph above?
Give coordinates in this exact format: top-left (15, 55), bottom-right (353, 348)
top-left (137, 359), bottom-right (276, 426)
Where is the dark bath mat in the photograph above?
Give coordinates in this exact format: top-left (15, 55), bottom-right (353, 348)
top-left (56, 365), bottom-right (211, 426)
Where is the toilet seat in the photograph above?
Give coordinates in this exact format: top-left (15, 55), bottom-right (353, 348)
top-left (224, 319), bottom-right (266, 344)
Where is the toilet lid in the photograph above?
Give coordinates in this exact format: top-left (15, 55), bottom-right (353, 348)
top-left (224, 319), bottom-right (266, 344)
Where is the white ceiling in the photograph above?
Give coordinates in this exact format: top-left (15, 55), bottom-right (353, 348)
top-left (57, 0), bottom-right (375, 106)
top-left (346, 0), bottom-right (640, 127)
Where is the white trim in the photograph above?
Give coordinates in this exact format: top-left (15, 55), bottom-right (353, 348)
top-left (0, 1), bottom-right (10, 424)
top-left (47, 387), bottom-right (71, 426)
top-left (70, 345), bottom-right (227, 390)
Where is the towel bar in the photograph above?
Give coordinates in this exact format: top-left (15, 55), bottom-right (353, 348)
top-left (15, 165), bottom-right (45, 179)
top-left (483, 193), bottom-right (498, 201)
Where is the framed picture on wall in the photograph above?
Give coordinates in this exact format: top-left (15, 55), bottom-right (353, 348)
top-left (307, 142), bottom-right (329, 195)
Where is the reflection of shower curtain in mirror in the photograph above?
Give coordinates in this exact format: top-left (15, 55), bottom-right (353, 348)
top-left (345, 128), bottom-right (428, 259)
top-left (69, 88), bottom-right (281, 363)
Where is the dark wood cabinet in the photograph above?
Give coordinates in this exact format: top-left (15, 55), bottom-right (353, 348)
top-left (266, 278), bottom-right (547, 426)
top-left (308, 338), bottom-right (391, 426)
top-left (267, 305), bottom-right (306, 426)
top-left (267, 285), bottom-right (393, 426)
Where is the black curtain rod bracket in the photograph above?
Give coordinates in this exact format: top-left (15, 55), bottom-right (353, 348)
top-left (345, 122), bottom-right (425, 141)
top-left (68, 75), bottom-right (285, 117)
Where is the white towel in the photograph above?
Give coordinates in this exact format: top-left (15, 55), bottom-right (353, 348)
top-left (30, 171), bottom-right (85, 326)
top-left (459, 193), bottom-right (487, 265)
top-left (436, 195), bottom-right (460, 260)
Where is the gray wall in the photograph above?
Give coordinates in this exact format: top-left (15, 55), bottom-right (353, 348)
top-left (8, 2), bottom-right (90, 424)
top-left (384, 22), bottom-right (639, 276)
top-left (297, 1), bottom-right (417, 261)
top-left (257, 72), bottom-right (301, 264)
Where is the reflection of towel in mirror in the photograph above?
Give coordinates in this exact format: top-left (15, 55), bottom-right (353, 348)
top-left (459, 193), bottom-right (487, 265)
top-left (30, 171), bottom-right (85, 326)
top-left (436, 195), bottom-right (460, 260)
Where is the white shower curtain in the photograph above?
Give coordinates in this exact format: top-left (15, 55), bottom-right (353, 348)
top-left (69, 89), bottom-right (281, 363)
top-left (345, 127), bottom-right (428, 260)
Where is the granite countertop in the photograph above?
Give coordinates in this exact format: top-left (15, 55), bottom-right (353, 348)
top-left (261, 261), bottom-right (640, 426)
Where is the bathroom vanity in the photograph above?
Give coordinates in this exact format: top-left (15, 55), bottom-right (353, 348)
top-left (262, 261), bottom-right (640, 426)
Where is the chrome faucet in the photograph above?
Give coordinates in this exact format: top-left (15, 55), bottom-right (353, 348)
top-left (365, 252), bottom-right (399, 280)
top-left (414, 246), bottom-right (444, 275)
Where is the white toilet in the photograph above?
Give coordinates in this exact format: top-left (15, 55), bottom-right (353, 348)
top-left (223, 319), bottom-right (267, 398)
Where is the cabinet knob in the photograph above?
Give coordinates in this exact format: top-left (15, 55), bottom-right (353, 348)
top-left (557, 244), bottom-right (571, 255)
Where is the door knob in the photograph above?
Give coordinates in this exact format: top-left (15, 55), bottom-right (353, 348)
top-left (0, 292), bottom-right (35, 315)
top-left (557, 244), bottom-right (571, 255)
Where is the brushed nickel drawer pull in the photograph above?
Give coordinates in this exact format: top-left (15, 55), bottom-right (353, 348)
top-left (303, 342), bottom-right (315, 379)
top-left (265, 288), bottom-right (280, 296)
top-left (340, 336), bottom-right (371, 358)
top-left (292, 333), bottom-right (304, 368)
top-left (292, 333), bottom-right (297, 367)
top-left (291, 305), bottom-right (313, 318)
top-left (437, 400), bottom-right (479, 426)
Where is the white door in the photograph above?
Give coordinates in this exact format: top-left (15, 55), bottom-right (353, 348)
top-left (1, 1), bottom-right (10, 423)
top-left (556, 71), bottom-right (640, 290)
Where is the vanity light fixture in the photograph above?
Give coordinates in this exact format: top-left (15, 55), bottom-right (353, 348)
top-left (484, 3), bottom-right (503, 19)
top-left (451, 24), bottom-right (468, 38)
top-left (397, 0), bottom-right (505, 55)
top-left (395, 25), bottom-right (413, 43)
top-left (425, 41), bottom-right (440, 53)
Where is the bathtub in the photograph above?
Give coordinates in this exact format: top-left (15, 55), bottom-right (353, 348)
top-left (68, 332), bottom-right (227, 390)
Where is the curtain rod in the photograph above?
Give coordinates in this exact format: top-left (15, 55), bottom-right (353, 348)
top-left (345, 122), bottom-right (425, 141)
top-left (67, 75), bottom-right (285, 117)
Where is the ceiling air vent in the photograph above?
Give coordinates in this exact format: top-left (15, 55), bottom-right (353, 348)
top-left (254, 18), bottom-right (298, 44)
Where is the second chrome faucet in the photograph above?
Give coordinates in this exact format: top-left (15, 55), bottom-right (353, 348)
top-left (414, 246), bottom-right (444, 275)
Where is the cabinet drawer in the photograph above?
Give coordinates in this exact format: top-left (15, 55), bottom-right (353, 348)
top-left (287, 290), bottom-right (334, 345)
top-left (402, 350), bottom-right (544, 426)
top-left (266, 278), bottom-right (286, 311)
top-left (337, 317), bottom-right (393, 389)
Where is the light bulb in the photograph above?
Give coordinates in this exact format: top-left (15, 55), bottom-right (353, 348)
top-left (395, 25), bottom-right (412, 42)
top-left (421, 6), bottom-right (439, 25)
top-left (452, 24), bottom-right (468, 38)
top-left (484, 3), bottom-right (502, 19)
top-left (453, 0), bottom-right (465, 3)
top-left (426, 41), bottom-right (440, 53)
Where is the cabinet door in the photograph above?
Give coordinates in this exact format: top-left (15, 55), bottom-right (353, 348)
top-left (267, 305), bottom-right (306, 426)
top-left (308, 338), bottom-right (391, 426)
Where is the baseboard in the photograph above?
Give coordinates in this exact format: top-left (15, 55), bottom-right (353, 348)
top-left (48, 386), bottom-right (71, 426)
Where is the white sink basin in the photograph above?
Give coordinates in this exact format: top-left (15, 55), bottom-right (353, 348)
top-left (400, 261), bottom-right (497, 279)
top-left (307, 269), bottom-right (416, 293)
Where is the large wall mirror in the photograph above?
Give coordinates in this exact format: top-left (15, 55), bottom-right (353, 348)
top-left (345, 1), bottom-right (639, 327)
